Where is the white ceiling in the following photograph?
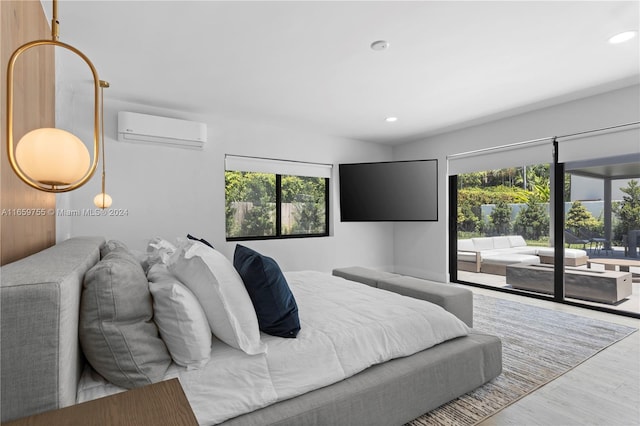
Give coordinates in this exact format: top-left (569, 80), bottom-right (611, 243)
top-left (47, 1), bottom-right (639, 145)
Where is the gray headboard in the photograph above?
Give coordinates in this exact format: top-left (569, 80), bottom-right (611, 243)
top-left (0, 236), bottom-right (105, 422)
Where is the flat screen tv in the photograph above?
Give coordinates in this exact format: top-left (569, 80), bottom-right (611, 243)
top-left (339, 159), bottom-right (438, 222)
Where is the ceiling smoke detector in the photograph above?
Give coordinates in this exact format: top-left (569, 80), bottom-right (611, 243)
top-left (370, 40), bottom-right (390, 51)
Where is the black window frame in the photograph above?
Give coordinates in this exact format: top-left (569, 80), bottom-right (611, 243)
top-left (225, 172), bottom-right (330, 241)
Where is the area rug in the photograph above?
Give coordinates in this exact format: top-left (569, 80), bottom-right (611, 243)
top-left (407, 293), bottom-right (637, 426)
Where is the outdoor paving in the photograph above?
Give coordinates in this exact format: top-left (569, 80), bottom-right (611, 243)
top-left (457, 247), bottom-right (640, 315)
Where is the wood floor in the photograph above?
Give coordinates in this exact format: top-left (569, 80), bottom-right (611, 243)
top-left (469, 285), bottom-right (640, 426)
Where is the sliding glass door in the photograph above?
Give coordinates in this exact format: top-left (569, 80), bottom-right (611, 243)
top-left (449, 124), bottom-right (640, 318)
top-left (560, 127), bottom-right (640, 316)
top-left (451, 163), bottom-right (555, 298)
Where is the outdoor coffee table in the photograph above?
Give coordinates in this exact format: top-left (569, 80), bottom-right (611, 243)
top-left (587, 258), bottom-right (640, 282)
top-left (506, 263), bottom-right (632, 304)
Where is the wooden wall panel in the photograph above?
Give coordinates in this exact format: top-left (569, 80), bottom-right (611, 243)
top-left (1, 0), bottom-right (56, 265)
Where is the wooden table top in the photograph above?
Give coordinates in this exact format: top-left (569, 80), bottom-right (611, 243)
top-left (587, 258), bottom-right (640, 267)
top-left (4, 378), bottom-right (198, 426)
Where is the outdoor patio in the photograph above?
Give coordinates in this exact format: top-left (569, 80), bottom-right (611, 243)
top-left (457, 247), bottom-right (640, 315)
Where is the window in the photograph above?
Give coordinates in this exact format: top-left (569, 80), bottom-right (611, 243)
top-left (225, 156), bottom-right (331, 240)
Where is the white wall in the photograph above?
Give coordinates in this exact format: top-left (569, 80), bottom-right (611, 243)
top-left (392, 84), bottom-right (640, 282)
top-left (57, 97), bottom-right (395, 273)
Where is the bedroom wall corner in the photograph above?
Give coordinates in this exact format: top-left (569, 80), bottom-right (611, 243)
top-left (0, 0), bottom-right (56, 265)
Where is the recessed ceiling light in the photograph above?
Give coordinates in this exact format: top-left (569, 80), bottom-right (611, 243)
top-left (385, 116), bottom-right (398, 123)
top-left (371, 40), bottom-right (390, 51)
top-left (608, 30), bottom-right (637, 44)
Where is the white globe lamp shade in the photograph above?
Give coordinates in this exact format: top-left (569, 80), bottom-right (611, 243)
top-left (94, 192), bottom-right (113, 209)
top-left (15, 128), bottom-right (90, 186)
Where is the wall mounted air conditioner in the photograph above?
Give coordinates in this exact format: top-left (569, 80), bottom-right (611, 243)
top-left (117, 111), bottom-right (207, 149)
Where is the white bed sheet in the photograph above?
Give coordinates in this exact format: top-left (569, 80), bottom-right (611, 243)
top-left (77, 271), bottom-right (469, 425)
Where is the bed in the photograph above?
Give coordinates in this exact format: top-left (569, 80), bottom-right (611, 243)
top-left (0, 237), bottom-right (502, 425)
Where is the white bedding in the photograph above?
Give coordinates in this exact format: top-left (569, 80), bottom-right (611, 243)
top-left (77, 271), bottom-right (469, 425)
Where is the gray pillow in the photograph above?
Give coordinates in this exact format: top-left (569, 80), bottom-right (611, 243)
top-left (99, 239), bottom-right (129, 258)
top-left (80, 244), bottom-right (171, 389)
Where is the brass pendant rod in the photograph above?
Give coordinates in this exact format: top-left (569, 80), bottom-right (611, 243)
top-left (52, 0), bottom-right (60, 41)
top-left (100, 81), bottom-right (108, 204)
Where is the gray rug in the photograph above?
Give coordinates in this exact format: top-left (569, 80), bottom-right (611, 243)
top-left (407, 293), bottom-right (637, 426)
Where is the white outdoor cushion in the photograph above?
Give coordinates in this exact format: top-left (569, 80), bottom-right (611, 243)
top-left (485, 248), bottom-right (519, 255)
top-left (457, 239), bottom-right (475, 251)
top-left (148, 264), bottom-right (212, 369)
top-left (472, 237), bottom-right (494, 251)
top-left (537, 247), bottom-right (587, 258)
top-left (168, 242), bottom-right (266, 355)
top-left (509, 246), bottom-right (539, 255)
top-left (492, 236), bottom-right (511, 249)
top-left (508, 235), bottom-right (528, 247)
top-left (481, 254), bottom-right (540, 265)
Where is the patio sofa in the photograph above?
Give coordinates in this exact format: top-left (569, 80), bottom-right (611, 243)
top-left (457, 235), bottom-right (588, 275)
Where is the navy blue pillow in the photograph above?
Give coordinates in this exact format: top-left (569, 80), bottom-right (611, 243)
top-left (233, 245), bottom-right (300, 338)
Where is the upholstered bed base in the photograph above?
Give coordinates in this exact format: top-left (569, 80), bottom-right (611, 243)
top-left (222, 332), bottom-right (501, 425)
top-left (1, 238), bottom-right (502, 425)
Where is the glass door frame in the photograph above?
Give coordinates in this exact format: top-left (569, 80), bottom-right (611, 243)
top-left (448, 144), bottom-right (640, 319)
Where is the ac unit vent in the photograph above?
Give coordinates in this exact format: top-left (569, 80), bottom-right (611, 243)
top-left (117, 111), bottom-right (207, 149)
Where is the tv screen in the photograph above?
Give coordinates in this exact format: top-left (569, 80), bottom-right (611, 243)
top-left (339, 159), bottom-right (438, 222)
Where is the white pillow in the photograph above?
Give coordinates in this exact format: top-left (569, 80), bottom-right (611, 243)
top-left (147, 264), bottom-right (212, 369)
top-left (167, 242), bottom-right (266, 355)
top-left (144, 237), bottom-right (177, 272)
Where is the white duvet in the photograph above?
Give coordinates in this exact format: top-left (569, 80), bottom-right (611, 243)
top-left (77, 271), bottom-right (469, 425)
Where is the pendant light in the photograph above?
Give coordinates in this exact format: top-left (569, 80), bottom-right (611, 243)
top-left (6, 0), bottom-right (109, 193)
top-left (94, 81), bottom-right (113, 208)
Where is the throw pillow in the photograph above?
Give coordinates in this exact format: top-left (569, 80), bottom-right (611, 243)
top-left (80, 244), bottom-right (171, 389)
top-left (148, 264), bottom-right (212, 369)
top-left (233, 245), bottom-right (300, 338)
top-left (167, 242), bottom-right (266, 355)
top-left (99, 239), bottom-right (129, 258)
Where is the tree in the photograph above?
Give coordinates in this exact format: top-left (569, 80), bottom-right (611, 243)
top-left (457, 204), bottom-right (479, 233)
top-left (490, 200), bottom-right (512, 235)
top-left (225, 172), bottom-right (327, 238)
top-left (225, 171), bottom-right (276, 238)
top-left (458, 172), bottom-right (485, 189)
top-left (240, 203), bottom-right (275, 236)
top-left (291, 194), bottom-right (325, 234)
top-left (614, 179), bottom-right (640, 235)
top-left (282, 175), bottom-right (326, 235)
top-left (528, 174), bottom-right (550, 203)
top-left (566, 201), bottom-right (599, 235)
top-left (513, 198), bottom-right (549, 240)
